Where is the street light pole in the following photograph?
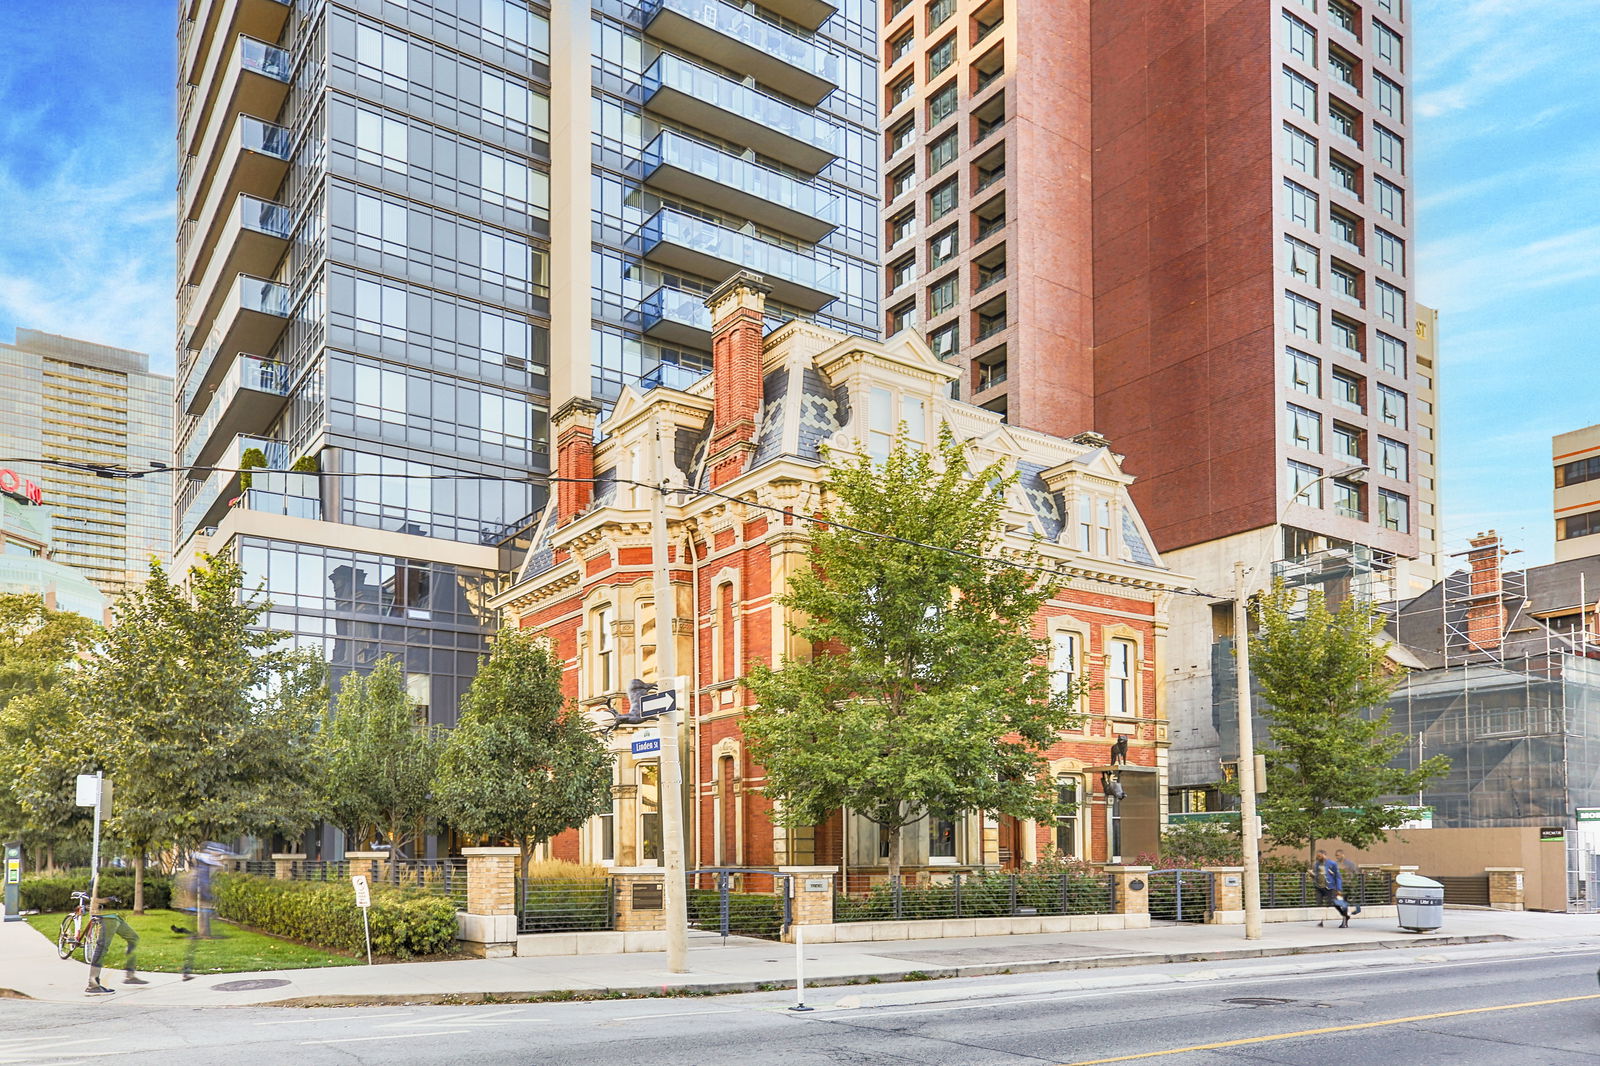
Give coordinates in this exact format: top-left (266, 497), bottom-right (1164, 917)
top-left (1233, 562), bottom-right (1263, 940)
top-left (650, 410), bottom-right (689, 973)
top-left (1232, 463), bottom-right (1366, 942)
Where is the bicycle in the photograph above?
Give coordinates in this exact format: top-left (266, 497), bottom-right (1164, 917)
top-left (56, 890), bottom-right (118, 963)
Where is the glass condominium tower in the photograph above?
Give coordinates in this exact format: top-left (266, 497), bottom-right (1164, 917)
top-left (174, 0), bottom-right (876, 738)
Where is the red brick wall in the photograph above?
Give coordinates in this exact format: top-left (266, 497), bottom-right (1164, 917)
top-left (1090, 0), bottom-right (1279, 552)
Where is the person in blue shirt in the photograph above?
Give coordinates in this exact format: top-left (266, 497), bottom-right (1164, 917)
top-left (1315, 849), bottom-right (1350, 928)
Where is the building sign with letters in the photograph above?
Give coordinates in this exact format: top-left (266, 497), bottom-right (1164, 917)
top-left (0, 469), bottom-right (43, 505)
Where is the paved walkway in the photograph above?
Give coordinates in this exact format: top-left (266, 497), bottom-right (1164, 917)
top-left (5, 908), bottom-right (1600, 1008)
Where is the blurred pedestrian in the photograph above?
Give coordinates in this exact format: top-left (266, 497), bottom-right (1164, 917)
top-left (180, 844), bottom-right (227, 981)
top-left (85, 896), bottom-right (144, 994)
top-left (1335, 849), bottom-right (1362, 917)
top-left (1314, 849), bottom-right (1348, 927)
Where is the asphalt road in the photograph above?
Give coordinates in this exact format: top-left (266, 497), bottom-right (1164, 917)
top-left (4, 942), bottom-right (1600, 1065)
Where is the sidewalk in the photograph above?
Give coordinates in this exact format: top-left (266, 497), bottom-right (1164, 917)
top-left (5, 908), bottom-right (1600, 1008)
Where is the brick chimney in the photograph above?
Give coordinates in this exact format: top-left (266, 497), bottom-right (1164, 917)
top-left (552, 397), bottom-right (601, 526)
top-left (1465, 530), bottom-right (1506, 652)
top-left (704, 271), bottom-right (770, 488)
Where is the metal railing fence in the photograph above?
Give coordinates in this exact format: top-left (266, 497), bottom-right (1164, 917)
top-left (834, 871), bottom-right (1116, 923)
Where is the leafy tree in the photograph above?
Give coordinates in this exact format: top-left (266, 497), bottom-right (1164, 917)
top-left (434, 629), bottom-right (613, 879)
top-left (319, 656), bottom-right (441, 869)
top-left (1248, 581), bottom-right (1449, 861)
top-left (0, 594), bottom-right (101, 869)
top-left (743, 426), bottom-right (1085, 880)
top-left (84, 556), bottom-right (325, 910)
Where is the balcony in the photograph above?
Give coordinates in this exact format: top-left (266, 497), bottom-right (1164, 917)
top-left (181, 0), bottom-right (291, 89)
top-left (752, 0), bottom-right (836, 31)
top-left (642, 130), bottom-right (839, 242)
top-left (643, 53), bottom-right (840, 174)
top-left (640, 360), bottom-right (709, 391)
top-left (642, 285), bottom-right (714, 348)
top-left (181, 274), bottom-right (291, 414)
top-left (181, 33), bottom-right (291, 159)
top-left (184, 196), bottom-right (292, 334)
top-left (645, 0), bottom-right (836, 106)
top-left (640, 208), bottom-right (838, 311)
top-left (178, 435), bottom-right (317, 541)
top-left (179, 355), bottom-right (291, 471)
top-left (181, 114), bottom-right (292, 233)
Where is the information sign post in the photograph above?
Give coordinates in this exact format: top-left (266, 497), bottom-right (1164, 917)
top-left (352, 874), bottom-right (373, 964)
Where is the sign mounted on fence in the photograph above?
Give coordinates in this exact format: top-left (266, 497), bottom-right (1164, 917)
top-left (631, 737), bottom-right (662, 756)
top-left (1541, 826), bottom-right (1567, 842)
top-left (1576, 808), bottom-right (1600, 822)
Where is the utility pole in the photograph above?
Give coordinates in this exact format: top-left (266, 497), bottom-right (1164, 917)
top-left (1233, 562), bottom-right (1263, 941)
top-left (650, 410), bottom-right (689, 973)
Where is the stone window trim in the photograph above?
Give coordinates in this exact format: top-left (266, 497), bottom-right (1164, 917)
top-left (1100, 626), bottom-right (1148, 720)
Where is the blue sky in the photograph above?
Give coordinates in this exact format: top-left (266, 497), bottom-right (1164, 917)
top-left (0, 0), bottom-right (1594, 566)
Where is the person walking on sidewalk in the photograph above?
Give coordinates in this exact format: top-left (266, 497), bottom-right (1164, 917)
top-left (85, 897), bottom-right (145, 995)
top-left (1335, 849), bottom-right (1362, 917)
top-left (179, 844), bottom-right (226, 980)
top-left (1314, 850), bottom-right (1349, 928)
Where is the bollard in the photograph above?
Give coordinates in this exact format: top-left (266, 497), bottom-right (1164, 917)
top-left (789, 922), bottom-right (813, 1012)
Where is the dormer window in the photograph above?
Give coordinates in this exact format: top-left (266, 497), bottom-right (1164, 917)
top-left (868, 385), bottom-right (928, 461)
top-left (1075, 495), bottom-right (1114, 555)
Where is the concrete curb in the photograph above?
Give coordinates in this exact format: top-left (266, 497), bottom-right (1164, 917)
top-left (259, 932), bottom-right (1512, 1008)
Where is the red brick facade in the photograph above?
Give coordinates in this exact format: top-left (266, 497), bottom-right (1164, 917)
top-left (498, 280), bottom-right (1183, 873)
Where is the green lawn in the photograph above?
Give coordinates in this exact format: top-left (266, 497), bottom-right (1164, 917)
top-left (25, 909), bottom-right (363, 974)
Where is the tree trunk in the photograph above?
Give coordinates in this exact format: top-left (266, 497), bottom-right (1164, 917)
top-left (520, 837), bottom-right (533, 882)
top-left (133, 859), bottom-right (145, 915)
top-left (887, 824), bottom-right (903, 885)
top-left (45, 843), bottom-right (55, 874)
top-left (387, 818), bottom-right (402, 883)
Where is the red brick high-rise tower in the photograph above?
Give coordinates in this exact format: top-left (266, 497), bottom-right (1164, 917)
top-left (879, 0), bottom-right (1424, 794)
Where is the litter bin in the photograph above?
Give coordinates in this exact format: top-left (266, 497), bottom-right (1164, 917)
top-left (1395, 872), bottom-right (1443, 932)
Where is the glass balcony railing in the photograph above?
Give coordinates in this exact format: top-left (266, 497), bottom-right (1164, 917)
top-left (179, 355), bottom-right (290, 469)
top-left (642, 208), bottom-right (839, 307)
top-left (643, 130), bottom-right (840, 236)
top-left (643, 53), bottom-right (841, 170)
top-left (236, 193), bottom-right (293, 240)
top-left (179, 34), bottom-right (292, 158)
top-left (646, 0), bottom-right (837, 101)
top-left (179, 115), bottom-right (292, 211)
top-left (179, 434), bottom-right (298, 538)
top-left (180, 274), bottom-right (291, 410)
top-left (642, 285), bottom-right (713, 336)
top-left (639, 360), bottom-right (709, 391)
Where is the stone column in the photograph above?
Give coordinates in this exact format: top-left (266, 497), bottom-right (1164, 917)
top-left (1486, 867), bottom-right (1526, 910)
top-left (611, 868), bottom-right (669, 932)
top-left (1108, 865), bottom-right (1151, 916)
top-left (1204, 866), bottom-right (1245, 924)
top-left (780, 866), bottom-right (836, 938)
top-left (271, 853), bottom-right (305, 880)
top-left (1378, 864), bottom-right (1419, 904)
top-left (457, 846), bottom-right (519, 958)
top-left (344, 850), bottom-right (386, 883)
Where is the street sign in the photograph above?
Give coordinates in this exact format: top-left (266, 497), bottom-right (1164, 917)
top-left (639, 689), bottom-right (677, 718)
top-left (631, 737), bottom-right (662, 756)
top-left (1577, 808), bottom-right (1600, 822)
top-left (351, 875), bottom-right (374, 965)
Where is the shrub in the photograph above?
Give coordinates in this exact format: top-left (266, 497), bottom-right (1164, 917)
top-left (289, 455), bottom-right (320, 473)
top-left (239, 446), bottom-right (268, 490)
top-left (22, 872), bottom-right (172, 913)
top-left (517, 878), bottom-right (611, 934)
top-left (214, 873), bottom-right (457, 959)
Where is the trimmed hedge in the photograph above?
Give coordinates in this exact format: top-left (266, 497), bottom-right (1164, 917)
top-left (687, 889), bottom-right (785, 939)
top-left (214, 873), bottom-right (457, 959)
top-left (22, 872), bottom-right (173, 913)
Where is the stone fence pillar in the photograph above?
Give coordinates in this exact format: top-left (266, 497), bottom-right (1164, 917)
top-left (1204, 866), bottom-right (1244, 924)
top-left (344, 850), bottom-right (387, 883)
top-left (271, 853), bottom-right (305, 880)
top-left (1377, 864), bottom-right (1419, 903)
top-left (457, 846), bottom-right (519, 958)
top-left (610, 868), bottom-right (670, 933)
top-left (1486, 867), bottom-right (1526, 910)
top-left (1107, 866), bottom-right (1151, 916)
top-left (780, 866), bottom-right (836, 939)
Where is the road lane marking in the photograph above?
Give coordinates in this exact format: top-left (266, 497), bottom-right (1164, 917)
top-left (614, 1008), bottom-right (742, 1022)
top-left (300, 1030), bottom-right (473, 1045)
top-left (1056, 993), bottom-right (1600, 1065)
top-left (254, 1012), bottom-right (410, 1026)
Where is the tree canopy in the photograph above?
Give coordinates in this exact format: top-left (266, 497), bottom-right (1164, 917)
top-left (743, 426), bottom-right (1084, 879)
top-left (317, 656), bottom-right (441, 864)
top-left (434, 628), bottom-right (614, 877)
top-left (1248, 581), bottom-right (1449, 858)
